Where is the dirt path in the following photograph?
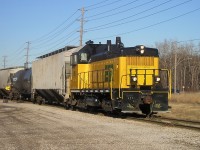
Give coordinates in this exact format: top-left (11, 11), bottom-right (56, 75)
top-left (0, 100), bottom-right (199, 150)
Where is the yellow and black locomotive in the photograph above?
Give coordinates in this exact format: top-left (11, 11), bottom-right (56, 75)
top-left (67, 37), bottom-right (171, 115)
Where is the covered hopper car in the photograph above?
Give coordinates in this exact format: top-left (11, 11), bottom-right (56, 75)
top-left (31, 46), bottom-right (79, 104)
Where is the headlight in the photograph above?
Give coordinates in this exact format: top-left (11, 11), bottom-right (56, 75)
top-left (136, 45), bottom-right (145, 55)
top-left (155, 76), bottom-right (161, 82)
top-left (140, 49), bottom-right (145, 54)
top-left (140, 45), bottom-right (145, 49)
top-left (131, 76), bottom-right (137, 82)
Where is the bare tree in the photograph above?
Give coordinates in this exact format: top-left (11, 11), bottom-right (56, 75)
top-left (156, 40), bottom-right (200, 92)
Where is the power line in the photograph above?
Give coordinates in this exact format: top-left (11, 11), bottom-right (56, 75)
top-left (87, 0), bottom-right (123, 11)
top-left (86, 0), bottom-right (141, 19)
top-left (87, 0), bottom-right (173, 30)
top-left (86, 7), bottom-right (200, 41)
top-left (7, 42), bottom-right (31, 68)
top-left (86, 0), bottom-right (190, 31)
top-left (32, 10), bottom-right (79, 42)
top-left (31, 15), bottom-right (80, 48)
top-left (176, 39), bottom-right (200, 44)
top-left (85, 0), bottom-right (110, 9)
top-left (5, 43), bottom-right (26, 61)
top-left (31, 1), bottom-right (114, 46)
top-left (31, 21), bottom-right (79, 49)
top-left (31, 28), bottom-right (79, 50)
top-left (7, 9), bottom-right (79, 63)
top-left (87, 0), bottom-right (156, 21)
top-left (9, 43), bottom-right (26, 55)
top-left (4, 10), bottom-right (81, 68)
top-left (33, 34), bottom-right (80, 58)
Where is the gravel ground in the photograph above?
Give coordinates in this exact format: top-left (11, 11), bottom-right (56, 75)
top-left (0, 100), bottom-right (199, 150)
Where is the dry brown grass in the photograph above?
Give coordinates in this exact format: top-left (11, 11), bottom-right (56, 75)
top-left (170, 92), bottom-right (200, 104)
top-left (159, 92), bottom-right (200, 121)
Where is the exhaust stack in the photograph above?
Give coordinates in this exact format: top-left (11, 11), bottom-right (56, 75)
top-left (107, 40), bottom-right (111, 51)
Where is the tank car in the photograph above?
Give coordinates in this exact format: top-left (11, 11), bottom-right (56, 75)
top-left (67, 37), bottom-right (171, 115)
top-left (10, 68), bottom-right (32, 100)
top-left (0, 67), bottom-right (24, 99)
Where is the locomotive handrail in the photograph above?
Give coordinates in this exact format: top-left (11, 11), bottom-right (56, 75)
top-left (119, 74), bottom-right (126, 98)
top-left (110, 68), bottom-right (113, 100)
top-left (78, 69), bottom-right (113, 90)
top-left (119, 68), bottom-right (171, 99)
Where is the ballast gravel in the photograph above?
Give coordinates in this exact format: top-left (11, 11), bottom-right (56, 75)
top-left (0, 100), bottom-right (199, 150)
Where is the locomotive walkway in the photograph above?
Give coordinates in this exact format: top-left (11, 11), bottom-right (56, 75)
top-left (0, 100), bottom-right (199, 150)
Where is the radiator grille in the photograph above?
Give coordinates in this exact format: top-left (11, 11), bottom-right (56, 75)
top-left (127, 57), bottom-right (154, 66)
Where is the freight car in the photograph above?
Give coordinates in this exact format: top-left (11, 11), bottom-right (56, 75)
top-left (9, 68), bottom-right (32, 100)
top-left (31, 46), bottom-right (78, 104)
top-left (0, 66), bottom-right (24, 99)
top-left (31, 37), bottom-right (171, 116)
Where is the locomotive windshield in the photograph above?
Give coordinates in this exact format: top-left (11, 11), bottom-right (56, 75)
top-left (80, 53), bottom-right (87, 62)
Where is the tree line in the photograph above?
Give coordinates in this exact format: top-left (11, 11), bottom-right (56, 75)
top-left (156, 40), bottom-right (200, 92)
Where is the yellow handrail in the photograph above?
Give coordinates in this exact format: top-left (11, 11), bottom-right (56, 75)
top-left (110, 68), bottom-right (113, 100)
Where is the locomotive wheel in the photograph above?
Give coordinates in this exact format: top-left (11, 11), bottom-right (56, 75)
top-left (70, 105), bottom-right (76, 111)
top-left (86, 106), bottom-right (98, 114)
top-left (9, 93), bottom-right (13, 100)
top-left (38, 100), bottom-right (43, 105)
top-left (64, 103), bottom-right (70, 110)
top-left (102, 99), bottom-right (113, 112)
top-left (32, 100), bottom-right (36, 104)
top-left (112, 109), bottom-right (124, 118)
top-left (139, 104), bottom-right (152, 116)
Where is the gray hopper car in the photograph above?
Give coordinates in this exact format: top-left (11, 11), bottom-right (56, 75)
top-left (31, 46), bottom-right (82, 104)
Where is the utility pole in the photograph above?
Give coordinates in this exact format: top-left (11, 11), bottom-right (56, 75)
top-left (174, 52), bottom-right (177, 94)
top-left (78, 7), bottom-right (86, 46)
top-left (25, 41), bottom-right (30, 69)
top-left (2, 56), bottom-right (7, 68)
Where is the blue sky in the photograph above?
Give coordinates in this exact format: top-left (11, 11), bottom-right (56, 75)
top-left (0, 0), bottom-right (200, 68)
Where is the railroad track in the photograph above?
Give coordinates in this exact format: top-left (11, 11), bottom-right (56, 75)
top-left (152, 116), bottom-right (200, 130)
top-left (93, 111), bottom-right (200, 131)
top-left (126, 115), bottom-right (200, 131)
